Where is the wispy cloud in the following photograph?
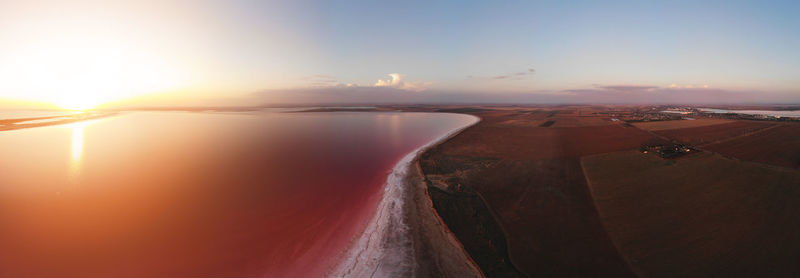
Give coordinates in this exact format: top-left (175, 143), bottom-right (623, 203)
top-left (469, 68), bottom-right (535, 81)
top-left (561, 84), bottom-right (708, 95)
top-left (596, 85), bottom-right (658, 91)
top-left (557, 84), bottom-right (765, 104)
top-left (253, 82), bottom-right (796, 106)
top-left (303, 75), bottom-right (342, 87)
top-left (668, 83), bottom-right (710, 89)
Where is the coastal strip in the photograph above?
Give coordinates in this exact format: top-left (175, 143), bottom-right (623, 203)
top-left (330, 114), bottom-right (482, 278)
top-left (0, 112), bottom-right (116, 131)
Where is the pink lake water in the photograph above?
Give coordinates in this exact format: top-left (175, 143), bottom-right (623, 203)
top-left (0, 111), bottom-right (475, 278)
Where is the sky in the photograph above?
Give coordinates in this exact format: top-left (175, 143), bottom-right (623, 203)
top-left (0, 0), bottom-right (799, 108)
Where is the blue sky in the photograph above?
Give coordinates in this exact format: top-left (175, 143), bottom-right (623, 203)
top-left (0, 0), bottom-right (799, 107)
top-left (296, 0), bottom-right (799, 91)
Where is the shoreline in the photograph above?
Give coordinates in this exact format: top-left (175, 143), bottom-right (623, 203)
top-left (329, 114), bottom-right (482, 277)
top-left (0, 112), bottom-right (116, 131)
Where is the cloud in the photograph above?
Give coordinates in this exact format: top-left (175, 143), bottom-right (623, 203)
top-left (596, 85), bottom-right (658, 91)
top-left (303, 75), bottom-right (342, 87)
top-left (556, 84), bottom-right (771, 104)
top-left (470, 68), bottom-right (535, 81)
top-left (668, 83), bottom-right (710, 89)
top-left (562, 84), bottom-right (712, 95)
top-left (258, 72), bottom-right (437, 104)
top-left (374, 73), bottom-right (430, 91)
top-left (303, 73), bottom-right (430, 92)
top-left (255, 86), bottom-right (437, 105)
top-left (251, 81), bottom-right (796, 106)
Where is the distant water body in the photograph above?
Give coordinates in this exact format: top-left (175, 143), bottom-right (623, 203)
top-left (0, 110), bottom-right (475, 277)
top-left (661, 110), bottom-right (691, 115)
top-left (699, 108), bottom-right (800, 118)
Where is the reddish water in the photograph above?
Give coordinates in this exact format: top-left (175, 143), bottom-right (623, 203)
top-left (0, 111), bottom-right (474, 278)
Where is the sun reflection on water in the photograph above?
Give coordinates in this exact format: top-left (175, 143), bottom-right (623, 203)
top-left (68, 121), bottom-right (92, 180)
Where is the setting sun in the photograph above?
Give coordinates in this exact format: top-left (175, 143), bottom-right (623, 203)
top-left (17, 37), bottom-right (183, 110)
top-left (58, 97), bottom-right (102, 111)
top-left (0, 17), bottom-right (185, 110)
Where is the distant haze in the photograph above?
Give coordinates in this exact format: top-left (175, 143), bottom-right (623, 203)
top-left (252, 86), bottom-right (800, 106)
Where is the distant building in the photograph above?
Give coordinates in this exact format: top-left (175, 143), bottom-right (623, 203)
top-left (640, 143), bottom-right (694, 158)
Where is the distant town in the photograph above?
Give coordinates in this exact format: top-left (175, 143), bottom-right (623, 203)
top-left (600, 105), bottom-right (800, 123)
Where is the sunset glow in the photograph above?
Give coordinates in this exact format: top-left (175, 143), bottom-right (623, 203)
top-left (5, 34), bottom-right (184, 110)
top-left (0, 1), bottom-right (189, 110)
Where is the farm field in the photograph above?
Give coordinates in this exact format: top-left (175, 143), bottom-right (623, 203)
top-left (420, 108), bottom-right (657, 277)
top-left (436, 114), bottom-right (657, 160)
top-left (414, 105), bottom-right (800, 277)
top-left (547, 116), bottom-right (612, 127)
top-left (654, 120), bottom-right (776, 145)
top-left (494, 113), bottom-right (612, 127)
top-left (582, 151), bottom-right (800, 277)
top-left (495, 110), bottom-right (553, 127)
top-left (705, 123), bottom-right (800, 169)
top-left (631, 118), bottom-right (734, 131)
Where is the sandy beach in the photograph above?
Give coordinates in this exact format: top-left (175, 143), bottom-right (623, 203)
top-left (330, 114), bottom-right (482, 277)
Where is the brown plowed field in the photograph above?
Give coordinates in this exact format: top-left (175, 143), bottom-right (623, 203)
top-left (632, 118), bottom-right (733, 131)
top-left (415, 106), bottom-right (800, 277)
top-left (655, 120), bottom-right (776, 145)
top-left (421, 109), bottom-right (657, 277)
top-left (582, 151), bottom-right (800, 277)
top-left (437, 121), bottom-right (658, 161)
top-left (705, 123), bottom-right (800, 169)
